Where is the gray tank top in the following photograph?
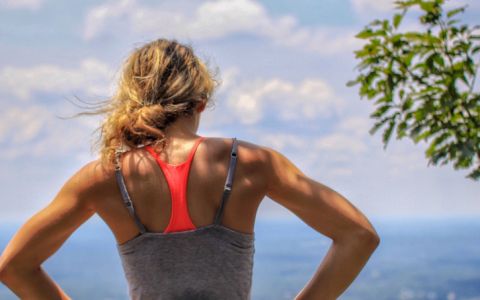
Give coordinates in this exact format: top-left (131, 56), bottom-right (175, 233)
top-left (113, 137), bottom-right (255, 300)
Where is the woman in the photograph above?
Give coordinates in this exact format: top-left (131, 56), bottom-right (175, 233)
top-left (0, 38), bottom-right (380, 300)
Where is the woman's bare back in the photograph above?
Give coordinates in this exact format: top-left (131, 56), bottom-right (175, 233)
top-left (95, 136), bottom-right (269, 246)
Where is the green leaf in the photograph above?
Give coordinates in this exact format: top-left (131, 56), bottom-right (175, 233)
top-left (402, 98), bottom-right (413, 111)
top-left (403, 51), bottom-right (415, 66)
top-left (430, 145), bottom-right (450, 165)
top-left (374, 96), bottom-right (390, 104)
top-left (369, 19), bottom-right (384, 27)
top-left (356, 28), bottom-right (377, 39)
top-left (410, 122), bottom-right (426, 140)
top-left (382, 19), bottom-right (391, 31)
top-left (393, 13), bottom-right (403, 29)
top-left (396, 120), bottom-right (409, 138)
top-left (453, 61), bottom-right (464, 71)
top-left (419, 2), bottom-right (435, 12)
top-left (447, 19), bottom-right (459, 26)
top-left (395, 0), bottom-right (418, 9)
top-left (356, 29), bottom-right (371, 39)
top-left (346, 80), bottom-right (358, 87)
top-left (466, 168), bottom-right (480, 181)
top-left (413, 109), bottom-right (426, 121)
top-left (433, 53), bottom-right (444, 67)
top-left (432, 132), bottom-right (452, 149)
top-left (369, 116), bottom-right (391, 135)
top-left (370, 104), bottom-right (392, 118)
top-left (350, 0), bottom-right (480, 181)
top-left (447, 7), bottom-right (465, 18)
top-left (412, 129), bottom-right (431, 143)
top-left (403, 32), bottom-right (420, 40)
top-left (382, 119), bottom-right (397, 149)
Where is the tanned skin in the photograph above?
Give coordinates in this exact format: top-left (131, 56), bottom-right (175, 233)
top-left (0, 101), bottom-right (379, 299)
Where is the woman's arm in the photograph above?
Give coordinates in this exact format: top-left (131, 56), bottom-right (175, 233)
top-left (0, 160), bottom-right (108, 300)
top-left (263, 147), bottom-right (380, 300)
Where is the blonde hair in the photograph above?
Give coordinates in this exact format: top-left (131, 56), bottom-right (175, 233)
top-left (67, 38), bottom-right (219, 168)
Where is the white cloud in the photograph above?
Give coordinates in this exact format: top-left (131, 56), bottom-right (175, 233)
top-left (444, 0), bottom-right (480, 10)
top-left (218, 67), bottom-right (240, 91)
top-left (0, 106), bottom-right (50, 145)
top-left (371, 137), bottom-right (430, 176)
top-left (83, 0), bottom-right (362, 55)
top-left (251, 128), bottom-right (367, 178)
top-left (351, 0), bottom-right (394, 14)
top-left (313, 116), bottom-right (373, 168)
top-left (0, 58), bottom-right (115, 159)
top-left (330, 167), bottom-right (354, 176)
top-left (225, 76), bottom-right (344, 125)
top-left (386, 149), bottom-right (427, 175)
top-left (0, 58), bottom-right (117, 101)
top-left (351, 0), bottom-right (480, 16)
top-left (257, 132), bottom-right (308, 152)
top-left (314, 132), bottom-right (367, 155)
top-left (336, 115), bottom-right (372, 138)
top-left (0, 0), bottom-right (43, 10)
top-left (83, 0), bottom-right (136, 41)
top-left (0, 105), bottom-right (93, 159)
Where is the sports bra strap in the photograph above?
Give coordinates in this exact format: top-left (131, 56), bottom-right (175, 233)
top-left (113, 137), bottom-right (238, 233)
top-left (114, 150), bottom-right (147, 234)
top-left (213, 137), bottom-right (239, 225)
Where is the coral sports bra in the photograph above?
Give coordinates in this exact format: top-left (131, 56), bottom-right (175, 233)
top-left (113, 136), bottom-right (255, 300)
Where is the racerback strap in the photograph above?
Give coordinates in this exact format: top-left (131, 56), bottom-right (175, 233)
top-left (213, 137), bottom-right (239, 225)
top-left (114, 137), bottom-right (238, 233)
top-left (114, 149), bottom-right (147, 234)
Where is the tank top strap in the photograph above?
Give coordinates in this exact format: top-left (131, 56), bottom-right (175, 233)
top-left (144, 136), bottom-right (205, 167)
top-left (214, 137), bottom-right (239, 225)
top-left (186, 136), bottom-right (205, 164)
top-left (114, 149), bottom-right (147, 234)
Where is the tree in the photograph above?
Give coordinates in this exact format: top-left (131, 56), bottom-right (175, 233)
top-left (347, 0), bottom-right (480, 181)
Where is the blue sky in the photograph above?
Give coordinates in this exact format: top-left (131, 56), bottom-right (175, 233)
top-left (0, 0), bottom-right (479, 222)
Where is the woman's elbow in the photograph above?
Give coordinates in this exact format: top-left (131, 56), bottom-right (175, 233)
top-left (335, 226), bottom-right (380, 251)
top-left (352, 227), bottom-right (381, 250)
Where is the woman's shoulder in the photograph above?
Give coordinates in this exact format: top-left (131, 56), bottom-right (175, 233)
top-left (77, 136), bottom-right (275, 207)
top-left (123, 136), bottom-right (271, 165)
top-left (103, 136), bottom-right (273, 183)
top-left (57, 159), bottom-right (120, 211)
top-left (205, 136), bottom-right (271, 166)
